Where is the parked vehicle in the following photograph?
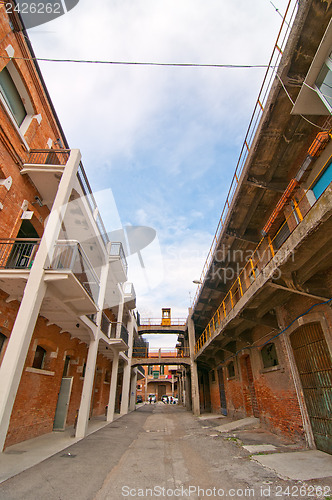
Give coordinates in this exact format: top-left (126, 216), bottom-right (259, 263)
top-left (161, 395), bottom-right (168, 404)
top-left (148, 394), bottom-right (157, 403)
top-left (136, 395), bottom-right (143, 403)
top-left (172, 397), bottom-right (178, 404)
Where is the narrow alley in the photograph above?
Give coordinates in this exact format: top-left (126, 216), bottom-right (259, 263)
top-left (0, 404), bottom-right (331, 500)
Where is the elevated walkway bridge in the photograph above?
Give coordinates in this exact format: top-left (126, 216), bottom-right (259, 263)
top-left (138, 318), bottom-right (187, 334)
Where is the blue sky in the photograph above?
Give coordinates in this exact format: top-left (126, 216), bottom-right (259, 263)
top-left (28, 0), bottom-right (288, 345)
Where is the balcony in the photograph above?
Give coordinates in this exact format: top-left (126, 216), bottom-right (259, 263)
top-left (123, 282), bottom-right (136, 310)
top-left (0, 238), bottom-right (100, 316)
top-left (109, 242), bottom-right (127, 283)
top-left (98, 313), bottom-right (129, 358)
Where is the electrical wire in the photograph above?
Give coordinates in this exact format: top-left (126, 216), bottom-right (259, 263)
top-left (0, 54), bottom-right (275, 70)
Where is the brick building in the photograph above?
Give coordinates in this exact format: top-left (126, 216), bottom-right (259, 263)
top-left (183, 0), bottom-right (332, 454)
top-left (0, 6), bottom-right (138, 451)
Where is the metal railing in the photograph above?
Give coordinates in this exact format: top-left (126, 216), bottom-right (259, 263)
top-left (26, 149), bottom-right (71, 166)
top-left (77, 162), bottom-right (109, 248)
top-left (0, 238), bottom-right (40, 269)
top-left (194, 156), bottom-right (332, 354)
top-left (109, 242), bottom-right (128, 274)
top-left (192, 0), bottom-right (299, 309)
top-left (132, 347), bottom-right (190, 358)
top-left (139, 318), bottom-right (187, 327)
top-left (46, 240), bottom-right (100, 304)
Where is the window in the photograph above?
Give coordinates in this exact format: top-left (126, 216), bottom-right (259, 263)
top-left (0, 62), bottom-right (34, 135)
top-left (261, 343), bottom-right (279, 368)
top-left (0, 66), bottom-right (26, 126)
top-left (104, 370), bottom-right (111, 383)
top-left (148, 366), bottom-right (153, 375)
top-left (316, 51), bottom-right (332, 112)
top-left (0, 332), bottom-right (6, 354)
top-left (312, 158), bottom-right (332, 200)
top-left (211, 370), bottom-right (216, 382)
top-left (160, 365), bottom-right (164, 375)
top-left (227, 361), bottom-right (235, 378)
top-left (32, 345), bottom-right (46, 370)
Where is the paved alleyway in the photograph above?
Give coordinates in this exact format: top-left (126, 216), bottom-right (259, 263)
top-left (0, 404), bottom-right (331, 500)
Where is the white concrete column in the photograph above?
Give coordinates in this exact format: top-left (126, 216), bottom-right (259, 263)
top-left (120, 314), bottom-right (134, 415)
top-left (171, 374), bottom-right (174, 397)
top-left (106, 350), bottom-right (119, 422)
top-left (75, 336), bottom-right (99, 438)
top-left (0, 149), bottom-right (81, 452)
top-left (129, 368), bottom-right (138, 412)
top-left (188, 308), bottom-right (200, 416)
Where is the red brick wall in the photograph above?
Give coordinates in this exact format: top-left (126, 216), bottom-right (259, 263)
top-left (209, 369), bottom-right (221, 412)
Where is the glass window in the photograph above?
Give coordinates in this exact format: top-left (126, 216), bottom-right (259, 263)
top-left (0, 66), bottom-right (27, 126)
top-left (0, 332), bottom-right (6, 354)
top-left (62, 355), bottom-right (71, 377)
top-left (148, 366), bottom-right (153, 375)
top-left (160, 365), bottom-right (164, 375)
top-left (316, 52), bottom-right (332, 111)
top-left (261, 343), bottom-right (279, 368)
top-left (32, 345), bottom-right (46, 370)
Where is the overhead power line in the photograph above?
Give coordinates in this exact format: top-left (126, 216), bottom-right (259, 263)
top-left (0, 54), bottom-right (274, 69)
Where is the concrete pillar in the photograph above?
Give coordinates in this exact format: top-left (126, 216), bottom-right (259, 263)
top-left (107, 350), bottom-right (119, 422)
top-left (75, 336), bottom-right (99, 438)
top-left (120, 313), bottom-right (134, 415)
top-left (188, 308), bottom-right (200, 416)
top-left (75, 234), bottom-right (110, 438)
top-left (185, 369), bottom-right (191, 411)
top-left (129, 369), bottom-right (138, 411)
top-left (116, 285), bottom-right (124, 338)
top-left (0, 149), bottom-right (81, 451)
top-left (171, 374), bottom-right (174, 397)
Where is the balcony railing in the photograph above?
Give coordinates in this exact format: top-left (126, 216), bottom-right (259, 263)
top-left (0, 238), bottom-right (40, 269)
top-left (77, 163), bottom-right (109, 248)
top-left (194, 158), bottom-right (332, 354)
top-left (46, 240), bottom-right (100, 304)
top-left (109, 242), bottom-right (128, 273)
top-left (26, 149), bottom-right (71, 166)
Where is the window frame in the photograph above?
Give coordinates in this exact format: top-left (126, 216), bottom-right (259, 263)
top-left (0, 61), bottom-right (35, 143)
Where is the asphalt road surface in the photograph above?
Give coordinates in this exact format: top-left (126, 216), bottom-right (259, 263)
top-left (0, 404), bottom-right (327, 499)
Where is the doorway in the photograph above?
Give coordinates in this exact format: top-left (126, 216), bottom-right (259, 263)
top-left (217, 367), bottom-right (227, 415)
top-left (244, 355), bottom-right (259, 417)
top-left (290, 322), bottom-right (332, 454)
top-left (53, 377), bottom-right (73, 430)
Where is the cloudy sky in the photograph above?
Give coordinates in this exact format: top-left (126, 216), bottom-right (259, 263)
top-left (28, 0), bottom-right (288, 345)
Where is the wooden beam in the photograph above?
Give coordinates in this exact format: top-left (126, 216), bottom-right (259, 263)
top-left (267, 282), bottom-right (329, 301)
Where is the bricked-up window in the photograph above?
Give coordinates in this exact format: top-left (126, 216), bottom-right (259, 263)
top-left (32, 345), bottom-right (46, 370)
top-left (261, 343), bottom-right (279, 368)
top-left (0, 332), bottom-right (6, 353)
top-left (227, 361), bottom-right (235, 378)
top-left (62, 355), bottom-right (71, 377)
